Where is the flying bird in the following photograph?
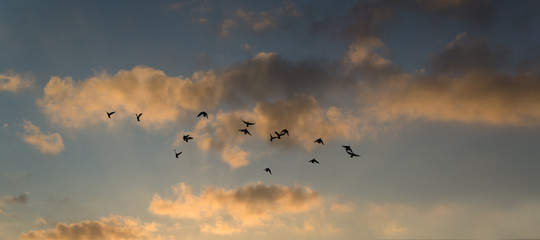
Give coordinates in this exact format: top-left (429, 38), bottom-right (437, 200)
top-left (348, 151), bottom-right (361, 158)
top-left (239, 129), bottom-right (251, 136)
top-left (183, 135), bottom-right (193, 142)
top-left (264, 168), bottom-right (272, 175)
top-left (314, 138), bottom-right (324, 145)
top-left (135, 113), bottom-right (143, 121)
top-left (280, 129), bottom-right (289, 136)
top-left (342, 145), bottom-right (353, 153)
top-left (308, 159), bottom-right (320, 164)
top-left (242, 120), bottom-right (255, 127)
top-left (270, 133), bottom-right (278, 142)
top-left (174, 149), bottom-right (182, 158)
top-left (197, 111), bottom-right (208, 119)
top-left (106, 111), bottom-right (115, 118)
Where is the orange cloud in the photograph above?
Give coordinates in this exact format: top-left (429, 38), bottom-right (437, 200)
top-left (21, 120), bottom-right (64, 155)
top-left (19, 215), bottom-right (161, 240)
top-left (361, 71), bottom-right (540, 126)
top-left (148, 182), bottom-right (320, 234)
top-left (0, 71), bottom-right (34, 92)
top-left (38, 66), bottom-right (222, 129)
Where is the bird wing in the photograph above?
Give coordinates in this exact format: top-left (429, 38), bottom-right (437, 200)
top-left (197, 112), bottom-right (203, 117)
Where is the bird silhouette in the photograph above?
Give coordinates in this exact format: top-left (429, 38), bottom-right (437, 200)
top-left (242, 120), bottom-right (255, 127)
top-left (280, 129), bottom-right (289, 136)
top-left (264, 168), bottom-right (272, 175)
top-left (106, 111), bottom-right (115, 118)
top-left (270, 133), bottom-right (278, 141)
top-left (308, 159), bottom-right (320, 164)
top-left (274, 131), bottom-right (284, 139)
top-left (347, 151), bottom-right (360, 158)
top-left (174, 149), bottom-right (182, 158)
top-left (197, 111), bottom-right (208, 119)
top-left (183, 135), bottom-right (193, 142)
top-left (239, 129), bottom-right (251, 136)
top-left (314, 138), bottom-right (324, 145)
top-left (135, 113), bottom-right (143, 121)
top-left (342, 145), bottom-right (353, 153)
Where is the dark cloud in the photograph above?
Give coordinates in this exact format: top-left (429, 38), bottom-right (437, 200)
top-left (220, 52), bottom-right (337, 106)
top-left (311, 0), bottom-right (400, 41)
top-left (2, 192), bottom-right (28, 204)
top-left (428, 35), bottom-right (511, 75)
top-left (416, 0), bottom-right (496, 26)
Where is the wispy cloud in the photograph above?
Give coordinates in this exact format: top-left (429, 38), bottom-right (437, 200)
top-left (0, 71), bottom-right (34, 92)
top-left (21, 120), bottom-right (64, 155)
top-left (19, 215), bottom-right (162, 240)
top-left (0, 192), bottom-right (29, 214)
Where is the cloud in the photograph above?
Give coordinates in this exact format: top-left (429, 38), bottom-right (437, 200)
top-left (330, 203), bottom-right (354, 213)
top-left (347, 37), bottom-right (390, 67)
top-left (417, 0), bottom-right (467, 11)
top-left (19, 215), bottom-right (162, 240)
top-left (0, 71), bottom-right (34, 92)
top-left (219, 19), bottom-right (236, 37)
top-left (221, 2), bottom-right (299, 36)
top-left (221, 145), bottom-right (249, 169)
top-left (361, 71), bottom-right (540, 126)
top-left (190, 95), bottom-right (374, 167)
top-left (37, 66), bottom-right (222, 129)
top-left (221, 52), bottom-right (337, 104)
top-left (311, 0), bottom-right (399, 41)
top-left (21, 120), bottom-right (64, 155)
top-left (148, 182), bottom-right (320, 234)
top-left (358, 36), bottom-right (540, 127)
top-left (0, 193), bottom-right (28, 214)
top-left (429, 33), bottom-right (510, 74)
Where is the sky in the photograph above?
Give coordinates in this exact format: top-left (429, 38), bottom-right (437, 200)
top-left (1, 0), bottom-right (540, 239)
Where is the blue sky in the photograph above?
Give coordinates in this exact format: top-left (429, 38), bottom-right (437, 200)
top-left (2, 0), bottom-right (540, 239)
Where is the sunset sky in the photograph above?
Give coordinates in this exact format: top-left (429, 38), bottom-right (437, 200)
top-left (2, 0), bottom-right (540, 239)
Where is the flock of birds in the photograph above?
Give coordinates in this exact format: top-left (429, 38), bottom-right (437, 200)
top-left (105, 110), bottom-right (361, 175)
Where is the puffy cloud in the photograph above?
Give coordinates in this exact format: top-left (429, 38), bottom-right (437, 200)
top-left (37, 66), bottom-right (222, 129)
top-left (148, 182), bottom-right (320, 233)
top-left (0, 71), bottom-right (34, 92)
top-left (21, 120), bottom-right (64, 155)
top-left (19, 215), bottom-right (162, 240)
top-left (348, 38), bottom-right (391, 68)
top-left (221, 145), bottom-right (249, 169)
top-left (190, 95), bottom-right (373, 167)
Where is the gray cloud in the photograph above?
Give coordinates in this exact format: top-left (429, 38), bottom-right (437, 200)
top-left (429, 34), bottom-right (511, 75)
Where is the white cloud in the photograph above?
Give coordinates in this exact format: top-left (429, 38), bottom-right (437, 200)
top-left (21, 120), bottom-right (64, 155)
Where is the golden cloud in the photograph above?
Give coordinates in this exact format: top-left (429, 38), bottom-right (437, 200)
top-left (148, 182), bottom-right (320, 234)
top-left (19, 215), bottom-right (161, 240)
top-left (21, 120), bottom-right (64, 155)
top-left (38, 66), bottom-right (222, 129)
top-left (0, 71), bottom-right (34, 92)
top-left (361, 71), bottom-right (540, 126)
